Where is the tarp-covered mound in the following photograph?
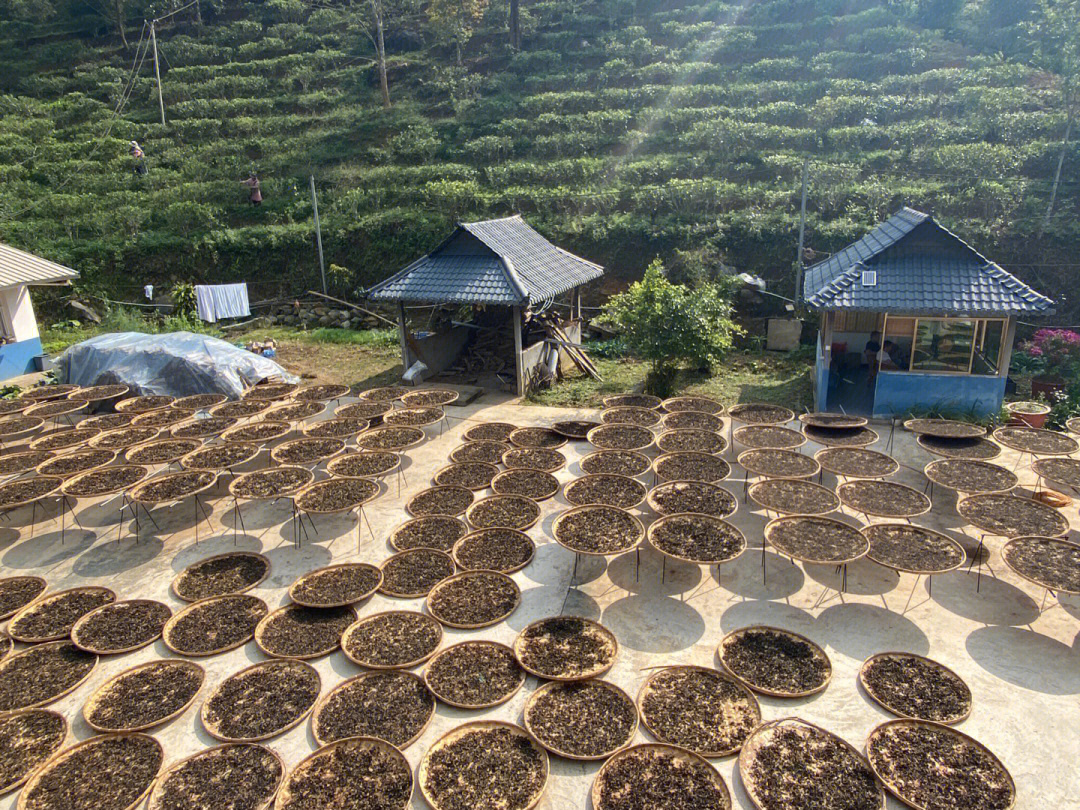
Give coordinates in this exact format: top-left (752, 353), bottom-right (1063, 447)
top-left (58, 332), bottom-right (298, 399)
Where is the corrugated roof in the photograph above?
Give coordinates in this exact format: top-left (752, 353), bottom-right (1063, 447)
top-left (0, 242), bottom-right (78, 288)
top-left (367, 215), bottom-right (602, 305)
top-left (803, 208), bottom-right (1053, 314)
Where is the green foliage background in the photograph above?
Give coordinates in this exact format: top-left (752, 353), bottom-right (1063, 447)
top-left (0, 0), bottom-right (1077, 314)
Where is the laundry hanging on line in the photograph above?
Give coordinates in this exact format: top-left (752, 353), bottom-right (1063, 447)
top-left (194, 283), bottom-right (250, 323)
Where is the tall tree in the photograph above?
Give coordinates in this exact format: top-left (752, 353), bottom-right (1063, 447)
top-left (509, 0), bottom-right (520, 49)
top-left (427, 0), bottom-right (489, 65)
top-left (1027, 0), bottom-right (1080, 234)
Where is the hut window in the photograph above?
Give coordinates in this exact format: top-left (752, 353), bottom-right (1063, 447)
top-left (971, 319), bottom-right (1005, 375)
top-left (911, 319), bottom-right (977, 373)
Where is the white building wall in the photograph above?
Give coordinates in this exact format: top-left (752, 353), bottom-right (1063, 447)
top-left (0, 285), bottom-right (39, 342)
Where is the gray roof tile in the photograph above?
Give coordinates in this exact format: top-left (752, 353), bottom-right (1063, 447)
top-left (367, 215), bottom-right (602, 305)
top-left (803, 208), bottom-right (1053, 315)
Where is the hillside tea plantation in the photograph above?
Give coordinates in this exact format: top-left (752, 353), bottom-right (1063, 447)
top-left (0, 0), bottom-right (1076, 312)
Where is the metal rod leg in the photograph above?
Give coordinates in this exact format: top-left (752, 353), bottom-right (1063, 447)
top-left (662, 555), bottom-right (667, 584)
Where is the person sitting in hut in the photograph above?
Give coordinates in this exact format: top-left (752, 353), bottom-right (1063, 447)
top-left (240, 172), bottom-right (262, 206)
top-left (864, 330), bottom-right (882, 383)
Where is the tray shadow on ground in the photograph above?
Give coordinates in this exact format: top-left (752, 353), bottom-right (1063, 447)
top-left (718, 599), bottom-right (817, 635)
top-left (508, 585), bottom-right (601, 631)
top-left (601, 593), bottom-right (706, 654)
top-left (928, 570), bottom-right (1040, 626)
top-left (802, 559), bottom-right (899, 598)
top-left (720, 551), bottom-right (806, 601)
top-left (966, 625), bottom-right (1080, 695)
top-left (2, 527), bottom-right (96, 570)
top-left (606, 548), bottom-right (703, 597)
top-left (71, 534), bottom-right (164, 577)
top-left (814, 602), bottom-right (930, 659)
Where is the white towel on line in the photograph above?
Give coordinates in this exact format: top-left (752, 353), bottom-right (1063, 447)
top-left (194, 283), bottom-right (250, 322)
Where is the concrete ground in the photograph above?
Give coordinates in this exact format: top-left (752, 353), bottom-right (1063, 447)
top-left (0, 391), bottom-right (1077, 809)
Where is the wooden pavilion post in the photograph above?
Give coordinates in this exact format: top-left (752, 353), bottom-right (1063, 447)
top-left (396, 302), bottom-right (409, 369)
top-left (512, 305), bottom-right (524, 397)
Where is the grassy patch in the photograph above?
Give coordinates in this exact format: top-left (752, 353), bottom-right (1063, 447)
top-left (528, 347), bottom-right (814, 410)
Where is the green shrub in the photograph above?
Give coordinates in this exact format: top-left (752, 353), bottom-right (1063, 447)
top-left (599, 259), bottom-right (742, 395)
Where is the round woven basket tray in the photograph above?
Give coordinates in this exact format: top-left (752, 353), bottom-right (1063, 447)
top-left (993, 425), bottom-right (1079, 456)
top-left (67, 384), bottom-right (128, 403)
top-left (24, 399), bottom-right (87, 420)
top-left (269, 437), bottom-right (346, 466)
top-left (160, 594), bottom-right (268, 657)
top-left (325, 450), bottom-right (401, 479)
top-left (957, 493), bottom-right (1070, 537)
top-left (586, 424), bottom-right (654, 451)
top-left (402, 388), bottom-right (459, 407)
top-left (592, 744), bottom-right (730, 810)
top-left (0, 416), bottom-right (44, 440)
top-left (646, 512), bottom-right (746, 566)
top-left (146, 743), bottom-right (285, 810)
top-left (355, 426), bottom-right (426, 452)
top-left (718, 626), bottom-right (833, 698)
top-left (419, 721), bottom-right (549, 810)
top-left (276, 737), bottom-right (412, 810)
top-left (29, 427), bottom-right (98, 451)
top-left (82, 660), bottom-right (205, 733)
top-left (904, 418), bottom-right (986, 439)
top-left (129, 470), bottom-right (217, 504)
top-left (764, 516), bottom-right (870, 566)
top-left (293, 477), bottom-right (378, 514)
top-left (601, 406), bottom-right (662, 428)
top-left (1001, 535), bottom-right (1080, 594)
top-left (171, 551), bottom-right (271, 602)
top-left (309, 669), bottom-right (434, 749)
top-left (288, 562), bottom-right (383, 607)
top-left (652, 452), bottom-right (731, 483)
top-left (661, 395), bottom-right (724, 414)
top-left (862, 523), bottom-right (965, 575)
top-left (799, 412), bottom-right (868, 429)
top-left (422, 640), bottom-right (526, 709)
top-left (858, 652), bottom-right (972, 725)
top-left (738, 448), bottom-right (820, 480)
top-left (0, 708), bottom-right (67, 796)
top-left (35, 448), bottom-right (116, 479)
top-left (564, 473), bottom-right (648, 509)
top-left (16, 732), bottom-right (164, 810)
top-left (340, 610), bottom-right (444, 669)
top-left (513, 616), bottom-right (619, 681)
top-left (837, 479), bottom-right (931, 519)
top-left (0, 475), bottom-right (63, 510)
top-left (524, 678), bottom-right (639, 761)
top-left (229, 467), bottom-right (313, 500)
top-left (425, 570), bottom-right (521, 629)
top-left (733, 425), bottom-right (806, 450)
top-left (465, 494), bottom-right (542, 531)
top-left (603, 393), bottom-right (662, 410)
top-left (864, 719), bottom-right (1013, 810)
top-left (70, 599), bottom-right (172, 655)
top-left (924, 459), bottom-right (1017, 494)
top-left (636, 664), bottom-right (760, 757)
top-left (740, 718), bottom-right (884, 810)
top-left (748, 478), bottom-right (839, 516)
top-left (552, 504), bottom-right (644, 556)
top-left (814, 447), bottom-right (898, 479)
top-left (802, 425), bottom-right (880, 448)
top-left (728, 402), bottom-right (795, 425)
top-left (200, 659), bottom-right (319, 743)
top-left (8, 586), bottom-right (116, 643)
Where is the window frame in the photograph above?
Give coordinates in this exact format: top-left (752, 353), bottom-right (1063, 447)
top-left (878, 314), bottom-right (1007, 377)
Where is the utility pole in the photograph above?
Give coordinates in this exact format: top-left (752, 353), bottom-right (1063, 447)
top-left (150, 21), bottom-right (166, 126)
top-left (794, 158), bottom-right (809, 304)
top-left (310, 175), bottom-right (327, 294)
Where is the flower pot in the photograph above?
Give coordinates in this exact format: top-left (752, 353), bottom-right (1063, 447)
top-left (1006, 401), bottom-right (1050, 429)
top-left (1031, 376), bottom-right (1066, 399)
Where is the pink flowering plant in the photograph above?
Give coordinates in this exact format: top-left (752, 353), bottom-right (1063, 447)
top-left (1017, 329), bottom-right (1080, 379)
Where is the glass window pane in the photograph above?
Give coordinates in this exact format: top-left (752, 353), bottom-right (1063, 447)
top-left (912, 319), bottom-right (975, 373)
top-left (880, 317), bottom-right (915, 372)
top-left (972, 320), bottom-right (1004, 375)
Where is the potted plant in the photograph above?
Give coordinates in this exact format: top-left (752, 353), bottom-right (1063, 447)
top-left (1005, 400), bottom-right (1051, 428)
top-left (1017, 329), bottom-right (1080, 398)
